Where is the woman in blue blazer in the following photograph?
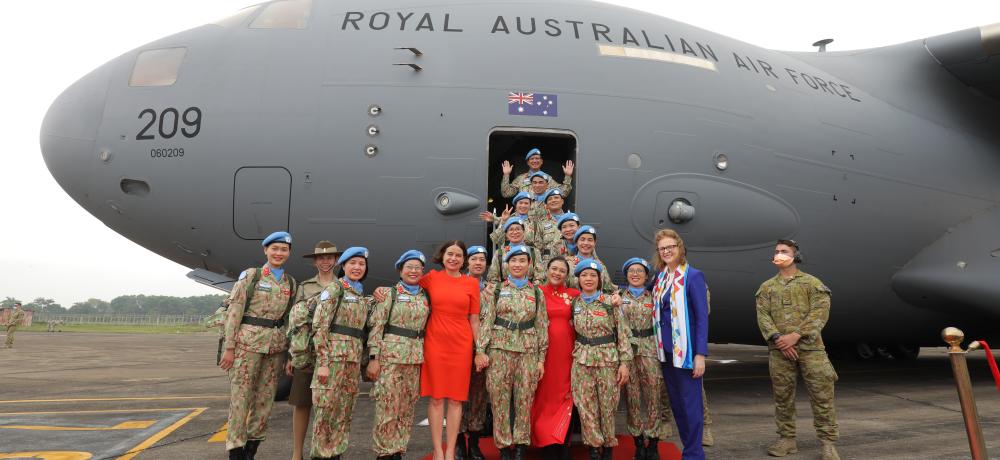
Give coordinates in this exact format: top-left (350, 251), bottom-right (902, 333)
top-left (650, 229), bottom-right (708, 460)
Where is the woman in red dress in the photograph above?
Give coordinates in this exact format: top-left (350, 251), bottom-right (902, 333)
top-left (531, 256), bottom-right (580, 458)
top-left (420, 240), bottom-right (482, 460)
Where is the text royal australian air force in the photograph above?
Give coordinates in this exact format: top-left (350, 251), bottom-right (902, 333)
top-left (340, 11), bottom-right (862, 103)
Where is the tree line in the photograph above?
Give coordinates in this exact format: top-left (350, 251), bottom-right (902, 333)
top-left (1, 294), bottom-right (227, 316)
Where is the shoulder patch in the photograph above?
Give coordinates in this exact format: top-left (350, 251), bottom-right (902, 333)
top-left (238, 270), bottom-right (248, 281)
top-left (320, 290), bottom-right (330, 301)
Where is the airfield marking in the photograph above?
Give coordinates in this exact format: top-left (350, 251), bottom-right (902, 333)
top-left (207, 422), bottom-right (228, 443)
top-left (0, 452), bottom-right (93, 460)
top-left (0, 420), bottom-right (156, 431)
top-left (116, 407), bottom-right (206, 460)
top-left (0, 396), bottom-right (229, 404)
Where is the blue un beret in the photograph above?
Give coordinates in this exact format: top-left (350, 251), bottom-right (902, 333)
top-left (395, 250), bottom-right (426, 270)
top-left (337, 247), bottom-right (369, 265)
top-left (504, 245), bottom-right (532, 263)
top-left (503, 217), bottom-right (526, 233)
top-left (467, 246), bottom-right (488, 257)
top-left (622, 257), bottom-right (651, 274)
top-left (525, 148), bottom-right (542, 160)
top-left (556, 213), bottom-right (580, 229)
top-left (512, 191), bottom-right (532, 205)
top-left (529, 171), bottom-right (550, 182)
top-left (574, 258), bottom-right (603, 276)
top-left (541, 188), bottom-right (563, 202)
top-left (574, 225), bottom-right (597, 242)
top-left (262, 231), bottom-right (292, 247)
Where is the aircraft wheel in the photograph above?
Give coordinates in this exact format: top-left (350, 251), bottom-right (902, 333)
top-left (888, 343), bottom-right (921, 361)
top-left (874, 345), bottom-right (893, 360)
top-left (274, 354), bottom-right (291, 401)
top-left (853, 342), bottom-right (876, 360)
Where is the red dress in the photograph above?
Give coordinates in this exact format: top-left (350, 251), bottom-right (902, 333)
top-left (531, 283), bottom-right (580, 446)
top-left (419, 270), bottom-right (481, 401)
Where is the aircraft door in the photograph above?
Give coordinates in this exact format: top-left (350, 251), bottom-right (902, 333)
top-left (233, 167), bottom-right (292, 240)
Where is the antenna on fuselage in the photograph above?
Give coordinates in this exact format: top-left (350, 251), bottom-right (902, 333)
top-left (812, 38), bottom-right (834, 53)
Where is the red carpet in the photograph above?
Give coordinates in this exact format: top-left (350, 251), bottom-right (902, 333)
top-left (420, 435), bottom-right (681, 459)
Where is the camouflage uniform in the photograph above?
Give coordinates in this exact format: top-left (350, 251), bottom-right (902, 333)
top-left (367, 282), bottom-right (431, 457)
top-left (533, 212), bottom-right (565, 268)
top-left (461, 282), bottom-right (490, 433)
top-left (501, 171), bottom-right (572, 198)
top-left (223, 266), bottom-right (296, 450)
top-left (311, 278), bottom-right (371, 458)
top-left (477, 280), bottom-right (549, 449)
top-left (5, 308), bottom-right (25, 348)
top-left (287, 276), bottom-right (331, 370)
top-left (566, 254), bottom-right (616, 294)
top-left (620, 290), bottom-right (664, 439)
top-left (571, 293), bottom-right (633, 447)
top-left (756, 271), bottom-right (838, 442)
top-left (47, 319), bottom-right (63, 332)
top-left (487, 245), bottom-right (546, 285)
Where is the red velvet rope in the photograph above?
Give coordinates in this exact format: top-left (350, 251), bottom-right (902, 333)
top-left (977, 340), bottom-right (1000, 392)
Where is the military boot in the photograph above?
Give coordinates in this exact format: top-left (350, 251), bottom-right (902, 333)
top-left (601, 446), bottom-right (614, 460)
top-left (228, 447), bottom-right (245, 460)
top-left (468, 433), bottom-right (485, 460)
top-left (645, 437), bottom-right (661, 460)
top-left (766, 437), bottom-right (798, 457)
top-left (498, 446), bottom-right (512, 460)
top-left (244, 439), bottom-right (260, 460)
top-left (702, 425), bottom-right (715, 447)
top-left (588, 447), bottom-right (602, 460)
top-left (375, 456), bottom-right (394, 460)
top-left (632, 435), bottom-right (646, 460)
top-left (821, 441), bottom-right (841, 460)
top-left (513, 445), bottom-right (527, 460)
top-left (455, 432), bottom-right (468, 460)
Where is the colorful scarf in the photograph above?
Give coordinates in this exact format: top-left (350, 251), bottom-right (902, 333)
top-left (652, 263), bottom-right (692, 369)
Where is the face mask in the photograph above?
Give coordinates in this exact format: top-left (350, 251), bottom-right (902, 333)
top-left (773, 253), bottom-right (794, 268)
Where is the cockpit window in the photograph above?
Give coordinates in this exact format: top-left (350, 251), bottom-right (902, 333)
top-left (212, 5), bottom-right (261, 28)
top-left (249, 0), bottom-right (312, 29)
top-left (129, 48), bottom-right (187, 87)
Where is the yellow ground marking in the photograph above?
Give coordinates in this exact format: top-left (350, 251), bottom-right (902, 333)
top-left (0, 452), bottom-right (92, 460)
top-left (116, 407), bottom-right (206, 460)
top-left (0, 396), bottom-right (229, 404)
top-left (0, 420), bottom-right (156, 431)
top-left (207, 422), bottom-right (228, 443)
top-left (0, 408), bottom-right (203, 416)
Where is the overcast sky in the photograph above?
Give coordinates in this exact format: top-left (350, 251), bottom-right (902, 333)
top-left (3, 1), bottom-right (999, 307)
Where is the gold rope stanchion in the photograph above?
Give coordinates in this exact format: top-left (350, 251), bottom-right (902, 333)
top-left (942, 327), bottom-right (988, 460)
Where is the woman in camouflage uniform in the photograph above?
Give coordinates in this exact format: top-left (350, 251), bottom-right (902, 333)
top-left (570, 260), bottom-right (631, 460)
top-left (367, 250), bottom-right (432, 460)
top-left (475, 245), bottom-right (549, 460)
top-left (310, 247), bottom-right (371, 460)
top-left (566, 226), bottom-right (615, 294)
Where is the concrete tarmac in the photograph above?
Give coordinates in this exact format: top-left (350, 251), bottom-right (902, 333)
top-left (1, 331), bottom-right (998, 459)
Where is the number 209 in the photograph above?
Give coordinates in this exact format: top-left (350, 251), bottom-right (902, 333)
top-left (136, 107), bottom-right (202, 140)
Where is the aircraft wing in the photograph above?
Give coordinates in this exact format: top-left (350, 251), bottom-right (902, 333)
top-left (924, 23), bottom-right (1000, 100)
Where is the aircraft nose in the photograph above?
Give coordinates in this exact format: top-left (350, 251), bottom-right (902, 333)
top-left (39, 64), bottom-right (112, 207)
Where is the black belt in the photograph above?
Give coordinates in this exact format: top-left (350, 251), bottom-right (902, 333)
top-left (576, 334), bottom-right (615, 346)
top-left (495, 317), bottom-right (535, 331)
top-left (241, 315), bottom-right (285, 328)
top-left (631, 327), bottom-right (655, 338)
top-left (540, 249), bottom-right (551, 257)
top-left (385, 324), bottom-right (425, 339)
top-left (329, 324), bottom-right (365, 339)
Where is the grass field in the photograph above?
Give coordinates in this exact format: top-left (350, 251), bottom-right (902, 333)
top-left (20, 323), bottom-right (211, 334)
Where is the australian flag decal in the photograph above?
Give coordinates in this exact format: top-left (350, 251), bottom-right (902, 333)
top-left (508, 91), bottom-right (558, 117)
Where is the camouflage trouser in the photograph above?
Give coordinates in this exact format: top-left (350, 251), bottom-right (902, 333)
top-left (486, 349), bottom-right (541, 448)
top-left (625, 355), bottom-right (662, 438)
top-left (5, 326), bottom-right (17, 347)
top-left (659, 379), bottom-right (713, 435)
top-left (572, 362), bottom-right (620, 447)
top-left (461, 361), bottom-right (490, 433)
top-left (226, 348), bottom-right (281, 450)
top-left (769, 349), bottom-right (839, 441)
top-left (372, 363), bottom-right (421, 456)
top-left (311, 361), bottom-right (361, 458)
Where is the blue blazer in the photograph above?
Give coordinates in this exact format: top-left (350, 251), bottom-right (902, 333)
top-left (655, 267), bottom-right (710, 358)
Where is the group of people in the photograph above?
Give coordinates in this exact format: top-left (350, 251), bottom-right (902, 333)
top-left (217, 147), bottom-right (840, 460)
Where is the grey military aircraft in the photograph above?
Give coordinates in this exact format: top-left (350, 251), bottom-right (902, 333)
top-left (40, 0), bottom-right (1000, 358)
